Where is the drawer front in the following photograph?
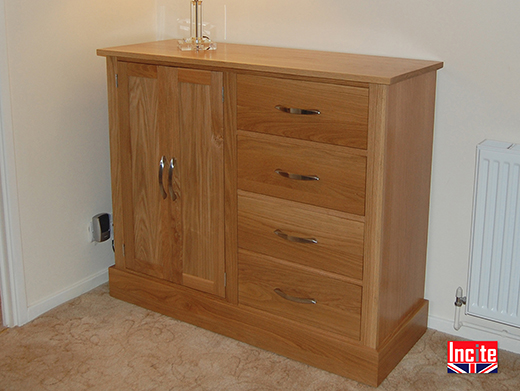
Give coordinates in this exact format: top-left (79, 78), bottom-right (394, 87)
top-left (237, 74), bottom-right (369, 149)
top-left (239, 249), bottom-right (362, 339)
top-left (238, 191), bottom-right (364, 280)
top-left (238, 132), bottom-right (367, 215)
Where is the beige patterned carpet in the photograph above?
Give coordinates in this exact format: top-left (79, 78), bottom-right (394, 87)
top-left (1, 284), bottom-right (519, 390)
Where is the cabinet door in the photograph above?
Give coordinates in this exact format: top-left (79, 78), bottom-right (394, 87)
top-left (116, 62), bottom-right (225, 298)
top-left (116, 62), bottom-right (181, 283)
top-left (177, 68), bottom-right (225, 298)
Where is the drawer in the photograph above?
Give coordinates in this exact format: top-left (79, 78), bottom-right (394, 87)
top-left (238, 191), bottom-right (364, 280)
top-left (238, 131), bottom-right (367, 215)
top-left (237, 74), bottom-right (368, 149)
top-left (239, 249), bottom-right (362, 339)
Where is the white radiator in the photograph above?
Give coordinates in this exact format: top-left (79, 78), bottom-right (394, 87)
top-left (467, 140), bottom-right (520, 328)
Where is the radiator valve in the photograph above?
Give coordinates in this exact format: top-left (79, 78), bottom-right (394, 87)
top-left (455, 287), bottom-right (467, 307)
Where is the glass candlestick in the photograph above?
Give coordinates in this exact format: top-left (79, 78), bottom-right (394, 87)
top-left (178, 1), bottom-right (217, 51)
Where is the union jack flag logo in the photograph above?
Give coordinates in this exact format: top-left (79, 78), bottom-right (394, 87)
top-left (447, 363), bottom-right (498, 374)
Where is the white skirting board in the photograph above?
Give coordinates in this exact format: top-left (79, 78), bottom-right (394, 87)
top-left (15, 267), bottom-right (520, 356)
top-left (25, 269), bottom-right (109, 323)
top-left (13, 264), bottom-right (520, 356)
top-left (428, 314), bottom-right (520, 355)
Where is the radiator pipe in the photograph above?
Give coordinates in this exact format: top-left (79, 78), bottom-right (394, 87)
top-left (454, 286), bottom-right (466, 331)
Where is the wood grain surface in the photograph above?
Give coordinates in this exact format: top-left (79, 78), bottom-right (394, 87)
top-left (238, 249), bottom-right (362, 339)
top-left (98, 41), bottom-right (443, 85)
top-left (237, 74), bottom-right (368, 148)
top-left (178, 69), bottom-right (225, 297)
top-left (100, 41), bottom-right (442, 386)
top-left (237, 131), bottom-right (367, 215)
top-left (238, 190), bottom-right (364, 280)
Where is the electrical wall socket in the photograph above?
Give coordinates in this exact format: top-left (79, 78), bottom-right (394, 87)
top-left (88, 213), bottom-right (111, 243)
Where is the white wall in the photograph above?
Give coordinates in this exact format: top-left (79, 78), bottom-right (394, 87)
top-left (159, 0), bottom-right (520, 351)
top-left (3, 0), bottom-right (520, 352)
top-left (1, 0), bottom-right (156, 319)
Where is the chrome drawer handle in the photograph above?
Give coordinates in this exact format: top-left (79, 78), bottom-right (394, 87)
top-left (275, 169), bottom-right (319, 181)
top-left (158, 156), bottom-right (167, 199)
top-left (168, 158), bottom-right (178, 201)
top-left (274, 288), bottom-right (317, 305)
top-left (275, 105), bottom-right (321, 115)
top-left (274, 229), bottom-right (318, 244)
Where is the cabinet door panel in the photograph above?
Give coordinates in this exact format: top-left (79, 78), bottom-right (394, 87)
top-left (118, 62), bottom-right (182, 283)
top-left (117, 63), bottom-right (225, 298)
top-left (178, 69), bottom-right (225, 298)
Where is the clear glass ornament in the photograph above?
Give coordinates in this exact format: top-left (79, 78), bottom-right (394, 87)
top-left (178, 1), bottom-right (217, 51)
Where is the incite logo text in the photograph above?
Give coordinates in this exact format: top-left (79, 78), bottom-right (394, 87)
top-left (447, 341), bottom-right (498, 374)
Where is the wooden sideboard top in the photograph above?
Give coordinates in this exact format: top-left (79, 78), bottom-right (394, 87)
top-left (97, 40), bottom-right (442, 85)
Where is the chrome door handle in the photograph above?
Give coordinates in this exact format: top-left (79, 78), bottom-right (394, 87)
top-left (275, 105), bottom-right (321, 115)
top-left (274, 288), bottom-right (317, 304)
top-left (158, 156), bottom-right (167, 199)
top-left (168, 158), bottom-right (177, 201)
top-left (274, 229), bottom-right (318, 244)
top-left (275, 169), bottom-right (319, 181)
